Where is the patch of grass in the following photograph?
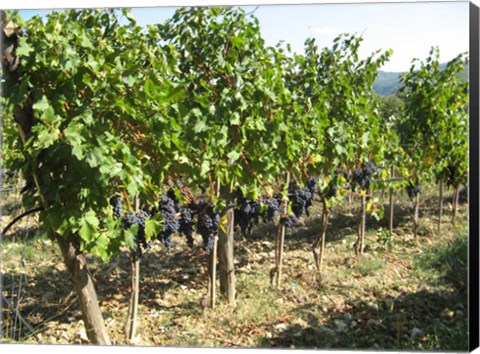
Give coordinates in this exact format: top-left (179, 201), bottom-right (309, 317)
top-left (416, 218), bottom-right (434, 237)
top-left (355, 257), bottom-right (385, 276)
top-left (235, 271), bottom-right (281, 324)
top-left (2, 232), bottom-right (57, 271)
top-left (414, 222), bottom-right (468, 292)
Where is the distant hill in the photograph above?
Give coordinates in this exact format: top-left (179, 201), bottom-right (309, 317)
top-left (373, 62), bottom-right (468, 96)
top-left (373, 71), bottom-right (402, 95)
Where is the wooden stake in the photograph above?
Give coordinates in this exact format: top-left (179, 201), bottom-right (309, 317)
top-left (275, 172), bottom-right (290, 288)
top-left (389, 165), bottom-right (395, 237)
top-left (276, 218), bottom-right (286, 288)
top-left (208, 235), bottom-right (218, 309)
top-left (413, 192), bottom-right (420, 244)
top-left (355, 193), bottom-right (366, 255)
top-left (438, 181), bottom-right (443, 233)
top-left (452, 185), bottom-right (459, 225)
top-left (218, 207), bottom-right (236, 306)
top-left (360, 193), bottom-right (366, 254)
top-left (312, 198), bottom-right (328, 273)
top-left (125, 196), bottom-right (140, 342)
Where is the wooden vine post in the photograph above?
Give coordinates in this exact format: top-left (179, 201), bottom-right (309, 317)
top-left (274, 207), bottom-right (286, 288)
top-left (206, 178), bottom-right (220, 309)
top-left (438, 181), bottom-right (444, 232)
top-left (355, 192), bottom-right (367, 255)
top-left (125, 196), bottom-right (140, 342)
top-left (215, 176), bottom-right (236, 307)
top-left (312, 195), bottom-right (328, 273)
top-left (451, 185), bottom-right (460, 225)
top-left (273, 172), bottom-right (290, 288)
top-left (389, 166), bottom-right (395, 236)
top-left (413, 192), bottom-right (420, 243)
top-left (207, 233), bottom-right (218, 309)
top-left (218, 206), bottom-right (236, 306)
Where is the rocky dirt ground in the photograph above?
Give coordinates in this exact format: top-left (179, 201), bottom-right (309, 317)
top-left (1, 185), bottom-right (469, 350)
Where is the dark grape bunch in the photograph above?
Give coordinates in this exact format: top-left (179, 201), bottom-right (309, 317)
top-left (121, 209), bottom-right (152, 260)
top-left (406, 181), bottom-right (421, 200)
top-left (109, 191), bottom-right (185, 256)
top-left (446, 165), bottom-right (458, 187)
top-left (351, 161), bottom-right (377, 191)
top-left (234, 197), bottom-right (261, 237)
top-left (136, 210), bottom-right (152, 257)
top-left (155, 194), bottom-right (181, 250)
top-left (280, 214), bottom-right (299, 228)
top-left (326, 183), bottom-right (338, 199)
top-left (305, 177), bottom-right (317, 211)
top-left (161, 189), bottom-right (198, 248)
top-left (233, 191), bottom-right (283, 237)
top-left (288, 179), bottom-right (315, 219)
top-left (110, 196), bottom-right (124, 218)
top-left (179, 204), bottom-right (196, 247)
top-left (326, 169), bottom-right (350, 199)
top-left (275, 177), bottom-right (317, 228)
top-left (306, 177), bottom-right (318, 193)
top-left (260, 195), bottom-right (281, 223)
top-left (123, 210), bottom-right (137, 228)
top-left (196, 202), bottom-right (219, 255)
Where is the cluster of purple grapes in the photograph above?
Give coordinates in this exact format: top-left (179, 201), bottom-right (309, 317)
top-left (179, 205), bottom-right (195, 247)
top-left (118, 206), bottom-right (152, 260)
top-left (288, 177), bottom-right (317, 219)
top-left (154, 195), bottom-right (180, 250)
top-left (110, 196), bottom-right (124, 218)
top-left (110, 191), bottom-right (221, 254)
top-left (351, 161), bottom-right (377, 191)
top-left (158, 190), bottom-right (223, 254)
top-left (279, 214), bottom-right (299, 228)
top-left (326, 169), bottom-right (350, 199)
top-left (233, 190), bottom-right (285, 237)
top-left (446, 165), bottom-right (458, 187)
top-left (260, 196), bottom-right (281, 224)
top-left (109, 177), bottom-right (316, 253)
top-left (158, 190), bottom-right (202, 249)
top-left (195, 202), bottom-right (220, 255)
top-left (234, 197), bottom-right (261, 237)
top-left (406, 180), bottom-right (422, 200)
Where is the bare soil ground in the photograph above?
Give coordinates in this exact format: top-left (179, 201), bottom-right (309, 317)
top-left (1, 186), bottom-right (469, 350)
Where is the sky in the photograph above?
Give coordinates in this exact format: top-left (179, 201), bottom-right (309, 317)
top-left (17, 0), bottom-right (470, 72)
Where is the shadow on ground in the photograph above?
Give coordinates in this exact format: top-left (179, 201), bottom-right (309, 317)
top-left (264, 288), bottom-right (467, 351)
top-left (260, 233), bottom-right (468, 351)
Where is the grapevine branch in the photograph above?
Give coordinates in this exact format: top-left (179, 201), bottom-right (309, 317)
top-left (1, 206), bottom-right (44, 238)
